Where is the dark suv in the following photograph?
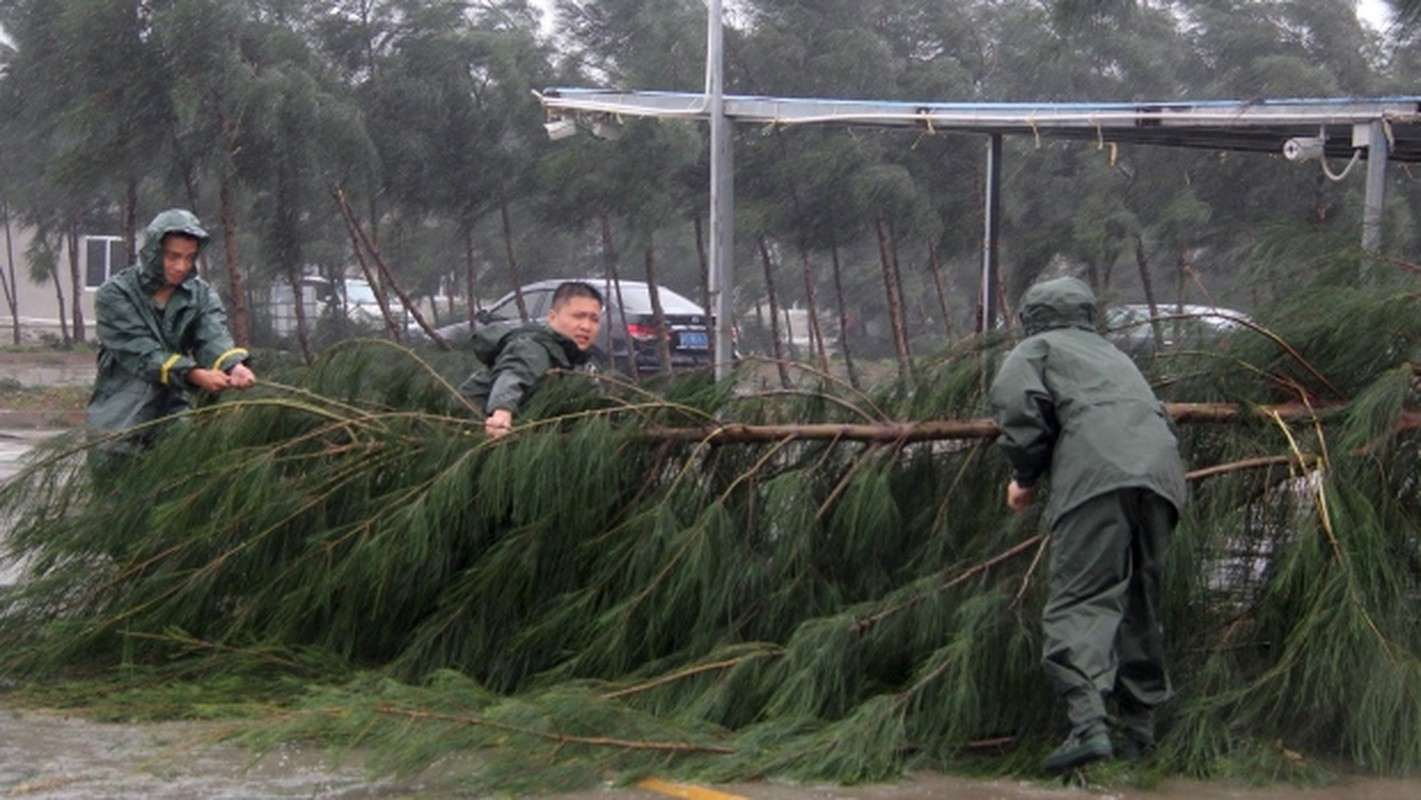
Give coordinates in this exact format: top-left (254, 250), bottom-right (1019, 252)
top-left (434, 279), bottom-right (720, 375)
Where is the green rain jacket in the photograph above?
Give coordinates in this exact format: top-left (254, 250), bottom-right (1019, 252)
top-left (86, 209), bottom-right (249, 439)
top-left (988, 277), bottom-right (1186, 526)
top-left (458, 320), bottom-right (592, 415)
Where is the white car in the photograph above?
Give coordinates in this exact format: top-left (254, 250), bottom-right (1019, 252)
top-left (1105, 303), bottom-right (1252, 354)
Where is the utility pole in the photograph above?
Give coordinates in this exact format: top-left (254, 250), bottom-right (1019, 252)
top-left (1362, 120), bottom-right (1388, 253)
top-left (980, 134), bottom-right (1003, 332)
top-left (707, 0), bottom-right (735, 379)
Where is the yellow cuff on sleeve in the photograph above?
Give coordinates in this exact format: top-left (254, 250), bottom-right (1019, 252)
top-left (212, 348), bottom-right (250, 371)
top-left (160, 353), bottom-right (184, 386)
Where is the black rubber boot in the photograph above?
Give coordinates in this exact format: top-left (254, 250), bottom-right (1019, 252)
top-left (1114, 698), bottom-right (1156, 762)
top-left (1043, 724), bottom-right (1113, 773)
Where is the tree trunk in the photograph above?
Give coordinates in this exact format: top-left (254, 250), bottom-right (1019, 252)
top-left (756, 234), bottom-right (791, 388)
top-left (334, 190), bottom-right (397, 337)
top-left (799, 247), bottom-right (829, 374)
top-left (291, 272), bottom-right (314, 365)
top-left (0, 202), bottom-right (20, 345)
top-left (643, 238), bottom-right (673, 375)
top-left (1135, 233), bottom-right (1165, 350)
top-left (334, 188), bottom-right (445, 347)
top-left (123, 177), bottom-right (139, 268)
top-left (219, 176), bottom-right (251, 347)
top-left (829, 243), bottom-right (859, 389)
top-left (599, 211), bottom-right (635, 379)
top-left (875, 216), bottom-right (911, 382)
top-left (500, 200), bottom-right (526, 322)
top-left (767, 133), bottom-right (828, 374)
top-left (1083, 256), bottom-right (1102, 300)
top-left (647, 401), bottom-right (1359, 445)
top-left (996, 263), bottom-right (1012, 330)
top-left (928, 242), bottom-right (953, 341)
top-left (65, 221), bottom-right (84, 345)
top-left (465, 224), bottom-right (478, 329)
top-left (693, 215), bottom-right (715, 362)
top-left (49, 258), bottom-right (70, 349)
top-left (1178, 249), bottom-right (1189, 308)
top-left (889, 223), bottom-right (911, 349)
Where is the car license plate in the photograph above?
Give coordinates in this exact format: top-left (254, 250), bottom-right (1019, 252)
top-left (678, 331), bottom-right (709, 349)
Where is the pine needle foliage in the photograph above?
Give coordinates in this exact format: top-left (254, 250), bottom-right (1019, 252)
top-left (5, 273), bottom-right (1421, 791)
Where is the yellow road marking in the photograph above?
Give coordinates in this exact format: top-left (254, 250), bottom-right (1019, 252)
top-left (636, 778), bottom-right (749, 800)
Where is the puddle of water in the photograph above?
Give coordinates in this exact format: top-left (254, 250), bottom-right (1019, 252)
top-left (0, 430), bottom-right (65, 482)
top-left (0, 709), bottom-right (405, 799)
top-left (638, 773), bottom-right (1421, 800)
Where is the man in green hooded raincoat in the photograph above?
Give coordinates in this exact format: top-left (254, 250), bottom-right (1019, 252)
top-left (87, 209), bottom-right (255, 458)
top-left (458, 281), bottom-right (602, 437)
top-left (988, 276), bottom-right (1187, 773)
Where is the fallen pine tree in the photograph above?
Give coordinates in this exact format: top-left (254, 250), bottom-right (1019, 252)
top-left (2, 276), bottom-right (1421, 792)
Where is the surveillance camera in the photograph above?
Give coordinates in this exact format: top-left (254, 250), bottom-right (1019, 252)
top-left (589, 118), bottom-right (622, 141)
top-left (544, 118), bottom-right (577, 141)
top-left (1283, 137), bottom-right (1324, 162)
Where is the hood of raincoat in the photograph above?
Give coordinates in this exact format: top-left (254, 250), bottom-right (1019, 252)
top-left (1018, 276), bottom-right (1097, 337)
top-left (137, 209), bottom-right (210, 294)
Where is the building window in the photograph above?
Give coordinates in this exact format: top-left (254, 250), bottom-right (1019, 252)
top-left (84, 235), bottom-right (123, 289)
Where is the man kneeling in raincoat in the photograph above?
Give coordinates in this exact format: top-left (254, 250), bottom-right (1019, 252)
top-left (87, 209), bottom-right (256, 461)
top-left (988, 276), bottom-right (1187, 773)
top-left (458, 280), bottom-right (603, 438)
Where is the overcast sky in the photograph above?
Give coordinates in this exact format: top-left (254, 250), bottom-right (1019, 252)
top-left (533, 1), bottom-right (1396, 46)
top-left (1359, 0), bottom-right (1393, 30)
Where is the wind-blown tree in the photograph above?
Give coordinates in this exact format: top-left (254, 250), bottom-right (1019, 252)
top-left (244, 60), bottom-right (377, 360)
top-left (5, 256), bottom-right (1421, 792)
top-left (153, 1), bottom-right (404, 352)
top-left (148, 0), bottom-right (277, 346)
top-left (0, 202), bottom-right (22, 344)
top-left (463, 2), bottom-right (557, 326)
top-left (542, 0), bottom-right (709, 373)
top-left (21, 227), bottom-right (69, 347)
top-left (309, 1), bottom-right (551, 335)
top-left (556, 0), bottom-right (708, 93)
top-left (356, 1), bottom-right (492, 306)
top-left (734, 0), bottom-right (934, 376)
top-left (0, 0), bottom-right (176, 345)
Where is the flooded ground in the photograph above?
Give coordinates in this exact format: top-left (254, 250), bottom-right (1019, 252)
top-left (0, 354), bottom-right (1419, 798)
top-left (2, 706), bottom-right (1419, 800)
top-left (0, 710), bottom-right (405, 798)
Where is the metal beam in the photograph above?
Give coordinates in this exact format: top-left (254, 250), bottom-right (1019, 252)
top-left (539, 90), bottom-right (1421, 161)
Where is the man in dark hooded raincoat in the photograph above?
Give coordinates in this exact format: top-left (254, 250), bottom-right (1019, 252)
top-left (87, 209), bottom-right (255, 458)
top-left (458, 281), bottom-right (602, 437)
top-left (988, 276), bottom-right (1187, 773)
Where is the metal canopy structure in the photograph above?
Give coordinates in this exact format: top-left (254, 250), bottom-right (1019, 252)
top-left (541, 90), bottom-right (1421, 161)
top-left (539, 87), bottom-right (1421, 363)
